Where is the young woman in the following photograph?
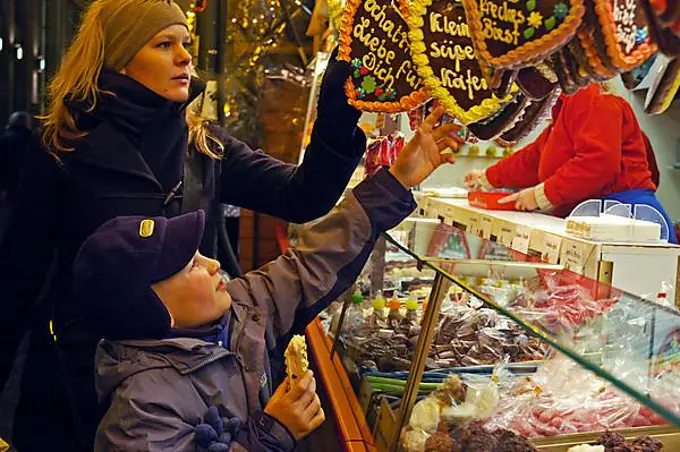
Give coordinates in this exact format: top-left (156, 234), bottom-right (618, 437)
top-left (465, 84), bottom-right (676, 242)
top-left (0, 0), bottom-right (368, 449)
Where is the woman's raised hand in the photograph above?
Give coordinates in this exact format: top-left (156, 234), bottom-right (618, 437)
top-left (389, 107), bottom-right (464, 189)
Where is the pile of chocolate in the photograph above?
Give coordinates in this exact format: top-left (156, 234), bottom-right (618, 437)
top-left (347, 306), bottom-right (547, 373)
top-left (432, 307), bottom-right (547, 369)
top-left (425, 421), bottom-right (537, 452)
top-left (422, 426), bottom-right (664, 452)
top-left (596, 432), bottom-right (663, 452)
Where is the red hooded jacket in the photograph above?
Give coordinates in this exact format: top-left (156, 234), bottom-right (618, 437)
top-left (485, 85), bottom-right (657, 217)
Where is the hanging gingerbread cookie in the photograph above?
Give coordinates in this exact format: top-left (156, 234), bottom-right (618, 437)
top-left (338, 0), bottom-right (429, 112)
top-left (407, 0), bottom-right (517, 124)
top-left (589, 0), bottom-right (658, 72)
top-left (460, 0), bottom-right (585, 69)
top-left (639, 0), bottom-right (680, 57)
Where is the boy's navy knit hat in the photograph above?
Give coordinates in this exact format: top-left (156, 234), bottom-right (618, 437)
top-left (74, 210), bottom-right (205, 340)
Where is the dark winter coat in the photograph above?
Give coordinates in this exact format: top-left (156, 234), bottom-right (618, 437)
top-left (0, 73), bottom-right (365, 436)
top-left (94, 170), bottom-right (416, 451)
top-left (0, 123), bottom-right (34, 202)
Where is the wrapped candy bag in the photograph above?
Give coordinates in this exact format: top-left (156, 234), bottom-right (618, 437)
top-left (484, 357), bottom-right (668, 438)
top-left (401, 363), bottom-right (535, 452)
top-left (510, 271), bottom-right (617, 335)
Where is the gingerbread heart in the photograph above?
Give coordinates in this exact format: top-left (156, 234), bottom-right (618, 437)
top-left (460, 0), bottom-right (586, 69)
top-left (568, 35), bottom-right (616, 81)
top-left (559, 46), bottom-right (591, 88)
top-left (621, 54), bottom-right (657, 89)
top-left (589, 0), bottom-right (658, 72)
top-left (407, 0), bottom-right (517, 124)
top-left (490, 68), bottom-right (519, 98)
top-left (467, 94), bottom-right (529, 140)
top-left (576, 5), bottom-right (620, 78)
top-left (338, 0), bottom-right (429, 112)
top-left (645, 55), bottom-right (680, 115)
top-left (501, 88), bottom-right (560, 143)
top-left (640, 0), bottom-right (680, 57)
top-left (516, 64), bottom-right (558, 100)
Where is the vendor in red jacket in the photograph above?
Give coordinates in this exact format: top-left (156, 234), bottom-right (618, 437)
top-left (465, 84), bottom-right (676, 242)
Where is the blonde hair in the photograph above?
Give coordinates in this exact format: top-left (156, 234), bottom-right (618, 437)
top-left (187, 66), bottom-right (224, 160)
top-left (43, 0), bottom-right (215, 159)
top-left (42, 1), bottom-right (109, 153)
top-left (187, 101), bottom-right (224, 160)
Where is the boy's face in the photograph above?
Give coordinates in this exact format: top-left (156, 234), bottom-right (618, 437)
top-left (152, 252), bottom-right (232, 329)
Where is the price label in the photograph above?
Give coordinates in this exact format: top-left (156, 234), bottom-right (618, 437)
top-left (560, 240), bottom-right (589, 274)
top-left (479, 216), bottom-right (494, 240)
top-left (467, 214), bottom-right (481, 236)
top-left (511, 225), bottom-right (532, 255)
top-left (541, 235), bottom-right (563, 264)
top-left (497, 224), bottom-right (516, 247)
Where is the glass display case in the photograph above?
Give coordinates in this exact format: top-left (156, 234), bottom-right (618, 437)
top-left (313, 216), bottom-right (680, 452)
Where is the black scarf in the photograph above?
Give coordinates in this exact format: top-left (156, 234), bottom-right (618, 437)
top-left (69, 71), bottom-right (203, 192)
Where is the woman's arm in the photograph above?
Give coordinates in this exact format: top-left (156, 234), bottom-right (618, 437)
top-left (0, 144), bottom-right (60, 392)
top-left (216, 126), bottom-right (365, 224)
top-left (217, 52), bottom-right (365, 224)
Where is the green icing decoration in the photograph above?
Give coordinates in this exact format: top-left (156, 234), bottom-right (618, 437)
top-left (545, 16), bottom-right (557, 30)
top-left (554, 3), bottom-right (569, 20)
top-left (353, 69), bottom-right (361, 79)
top-left (361, 76), bottom-right (377, 94)
top-left (524, 27), bottom-right (536, 39)
top-left (527, 0), bottom-right (536, 11)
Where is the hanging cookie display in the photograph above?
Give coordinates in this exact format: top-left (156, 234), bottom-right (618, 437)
top-left (466, 94), bottom-right (530, 140)
top-left (639, 0), bottom-right (680, 57)
top-left (653, 0), bottom-right (680, 28)
top-left (460, 0), bottom-right (585, 69)
top-left (338, 0), bottom-right (430, 112)
top-left (568, 34), bottom-right (616, 81)
top-left (407, 0), bottom-right (517, 124)
top-left (589, 0), bottom-right (657, 72)
top-left (644, 55), bottom-right (680, 115)
top-left (621, 54), bottom-right (657, 90)
top-left (501, 88), bottom-right (561, 143)
top-left (516, 63), bottom-right (559, 100)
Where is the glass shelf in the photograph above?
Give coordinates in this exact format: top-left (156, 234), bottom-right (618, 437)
top-left (381, 226), bottom-right (680, 439)
top-left (319, 215), bottom-right (680, 451)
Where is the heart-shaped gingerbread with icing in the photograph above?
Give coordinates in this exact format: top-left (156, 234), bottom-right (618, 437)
top-left (408, 0), bottom-right (517, 125)
top-left (337, 0), bottom-right (429, 112)
top-left (460, 0), bottom-right (586, 69)
top-left (590, 0), bottom-right (658, 72)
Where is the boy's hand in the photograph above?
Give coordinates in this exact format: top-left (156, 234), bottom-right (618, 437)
top-left (389, 106), bottom-right (464, 189)
top-left (264, 371), bottom-right (325, 440)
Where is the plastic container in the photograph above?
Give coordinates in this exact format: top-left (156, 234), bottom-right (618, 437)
top-left (405, 298), bottom-right (419, 318)
top-left (388, 298), bottom-right (403, 325)
top-left (404, 298), bottom-right (419, 325)
top-left (344, 291), bottom-right (366, 331)
top-left (468, 190), bottom-right (517, 211)
top-left (369, 294), bottom-right (388, 325)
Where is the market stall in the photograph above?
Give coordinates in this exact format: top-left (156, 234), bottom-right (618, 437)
top-left (307, 220), bottom-right (680, 451)
top-left (296, 0), bottom-right (680, 450)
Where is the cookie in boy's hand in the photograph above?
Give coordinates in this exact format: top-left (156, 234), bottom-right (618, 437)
top-left (285, 335), bottom-right (309, 381)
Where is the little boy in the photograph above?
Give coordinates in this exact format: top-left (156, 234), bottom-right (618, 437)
top-left (74, 108), bottom-right (460, 451)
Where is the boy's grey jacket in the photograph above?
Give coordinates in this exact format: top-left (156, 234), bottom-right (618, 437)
top-left (94, 169), bottom-right (416, 451)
